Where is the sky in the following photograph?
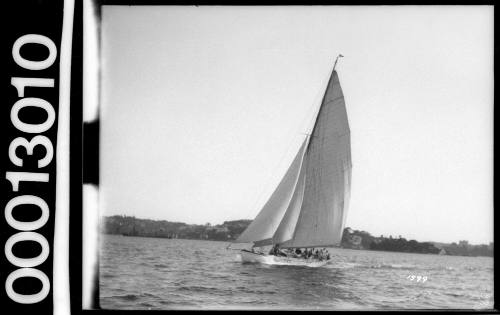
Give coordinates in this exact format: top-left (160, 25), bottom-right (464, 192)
top-left (99, 6), bottom-right (493, 244)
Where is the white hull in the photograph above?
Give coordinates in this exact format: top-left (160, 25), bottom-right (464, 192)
top-left (238, 250), bottom-right (329, 267)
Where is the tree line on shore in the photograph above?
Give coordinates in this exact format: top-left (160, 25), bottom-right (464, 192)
top-left (101, 215), bottom-right (493, 257)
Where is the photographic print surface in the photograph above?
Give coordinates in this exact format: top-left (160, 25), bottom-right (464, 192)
top-left (96, 6), bottom-right (493, 310)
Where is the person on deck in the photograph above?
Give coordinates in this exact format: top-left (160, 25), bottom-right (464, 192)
top-left (322, 248), bottom-right (329, 260)
top-left (277, 248), bottom-right (287, 257)
top-left (269, 244), bottom-right (279, 255)
top-left (322, 248), bottom-right (330, 260)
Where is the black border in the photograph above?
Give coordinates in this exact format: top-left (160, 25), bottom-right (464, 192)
top-left (71, 0), bottom-right (84, 313)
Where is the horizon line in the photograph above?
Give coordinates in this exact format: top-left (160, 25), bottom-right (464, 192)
top-left (101, 214), bottom-right (493, 246)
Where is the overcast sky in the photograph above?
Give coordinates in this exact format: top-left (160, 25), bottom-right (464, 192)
top-left (100, 6), bottom-right (493, 244)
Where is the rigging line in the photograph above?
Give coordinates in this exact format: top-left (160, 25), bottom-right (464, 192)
top-left (243, 131), bottom-right (304, 221)
top-left (300, 61), bottom-right (335, 134)
top-left (242, 92), bottom-right (319, 220)
top-left (243, 58), bottom-right (336, 221)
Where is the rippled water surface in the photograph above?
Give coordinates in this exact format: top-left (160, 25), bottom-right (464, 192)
top-left (100, 235), bottom-right (493, 310)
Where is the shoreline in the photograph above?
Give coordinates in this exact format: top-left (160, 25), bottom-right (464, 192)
top-left (101, 232), bottom-right (493, 258)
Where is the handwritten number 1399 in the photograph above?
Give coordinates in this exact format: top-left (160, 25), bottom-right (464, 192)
top-left (407, 275), bottom-right (427, 283)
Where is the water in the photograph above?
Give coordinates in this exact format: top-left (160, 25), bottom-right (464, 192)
top-left (100, 235), bottom-right (494, 310)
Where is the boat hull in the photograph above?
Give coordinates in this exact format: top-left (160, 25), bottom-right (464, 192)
top-left (238, 250), bottom-right (329, 267)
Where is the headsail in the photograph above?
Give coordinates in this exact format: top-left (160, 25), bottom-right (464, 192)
top-left (236, 63), bottom-right (351, 249)
top-left (272, 145), bottom-right (307, 244)
top-left (234, 138), bottom-right (308, 245)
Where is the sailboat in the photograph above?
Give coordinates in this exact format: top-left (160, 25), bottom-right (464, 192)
top-left (231, 55), bottom-right (352, 267)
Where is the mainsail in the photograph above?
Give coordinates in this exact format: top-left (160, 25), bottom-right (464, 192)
top-left (235, 64), bottom-right (351, 249)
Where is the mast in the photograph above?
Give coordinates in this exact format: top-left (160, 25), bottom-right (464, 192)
top-left (282, 55), bottom-right (352, 247)
top-left (234, 55), bottom-right (351, 249)
top-left (278, 55), bottom-right (351, 248)
top-left (333, 54), bottom-right (344, 71)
